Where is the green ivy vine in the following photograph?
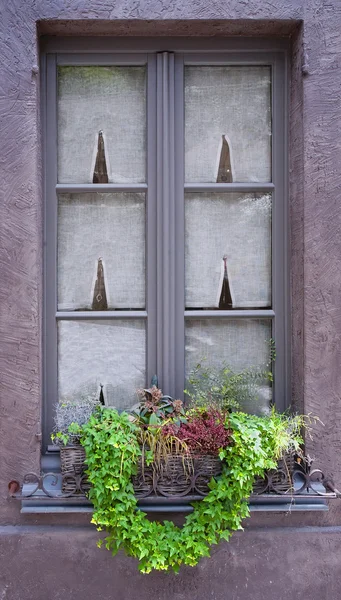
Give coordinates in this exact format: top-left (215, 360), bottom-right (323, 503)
top-left (80, 408), bottom-right (304, 573)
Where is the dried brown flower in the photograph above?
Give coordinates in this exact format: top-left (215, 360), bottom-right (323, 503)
top-left (172, 399), bottom-right (184, 414)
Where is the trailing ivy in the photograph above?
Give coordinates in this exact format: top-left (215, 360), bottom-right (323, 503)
top-left (80, 407), bottom-right (304, 574)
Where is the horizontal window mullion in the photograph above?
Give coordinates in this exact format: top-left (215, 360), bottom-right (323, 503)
top-left (56, 311), bottom-right (148, 319)
top-left (185, 310), bottom-right (275, 319)
top-left (56, 183), bottom-right (148, 193)
top-left (184, 183), bottom-right (274, 193)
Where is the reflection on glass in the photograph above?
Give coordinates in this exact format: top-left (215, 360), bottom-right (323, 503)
top-left (58, 320), bottom-right (145, 409)
top-left (185, 66), bottom-right (271, 183)
top-left (58, 66), bottom-right (146, 183)
top-left (185, 193), bottom-right (272, 309)
top-left (58, 193), bottom-right (145, 311)
top-left (185, 319), bottom-right (272, 414)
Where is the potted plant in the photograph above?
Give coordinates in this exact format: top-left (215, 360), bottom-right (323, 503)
top-left (79, 402), bottom-right (309, 573)
top-left (129, 387), bottom-right (231, 497)
top-left (129, 383), bottom-right (186, 427)
top-left (52, 394), bottom-right (101, 492)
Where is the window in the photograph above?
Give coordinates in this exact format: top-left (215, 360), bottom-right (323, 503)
top-left (43, 40), bottom-right (288, 449)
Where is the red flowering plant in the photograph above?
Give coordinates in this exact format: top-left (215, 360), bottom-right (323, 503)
top-left (163, 407), bottom-right (232, 456)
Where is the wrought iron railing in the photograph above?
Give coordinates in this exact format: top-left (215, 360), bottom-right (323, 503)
top-left (9, 458), bottom-right (341, 511)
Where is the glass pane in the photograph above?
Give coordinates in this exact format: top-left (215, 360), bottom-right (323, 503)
top-left (185, 319), bottom-right (272, 413)
top-left (185, 66), bottom-right (271, 183)
top-left (58, 193), bottom-right (145, 311)
top-left (58, 66), bottom-right (146, 183)
top-left (58, 320), bottom-right (145, 409)
top-left (185, 193), bottom-right (271, 309)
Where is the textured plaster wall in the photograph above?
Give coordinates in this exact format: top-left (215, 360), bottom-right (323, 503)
top-left (2, 525), bottom-right (341, 600)
top-left (0, 0), bottom-right (341, 597)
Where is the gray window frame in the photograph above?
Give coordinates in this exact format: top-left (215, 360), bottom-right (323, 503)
top-left (42, 38), bottom-right (289, 452)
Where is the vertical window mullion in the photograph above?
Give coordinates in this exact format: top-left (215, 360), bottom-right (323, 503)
top-left (156, 52), bottom-right (178, 396)
top-left (146, 54), bottom-right (157, 385)
top-left (174, 54), bottom-right (185, 400)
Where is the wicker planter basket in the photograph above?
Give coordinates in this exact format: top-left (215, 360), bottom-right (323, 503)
top-left (253, 451), bottom-right (296, 494)
top-left (60, 444), bottom-right (86, 475)
top-left (59, 444), bottom-right (298, 497)
top-left (132, 453), bottom-right (223, 498)
top-left (59, 444), bottom-right (222, 497)
top-left (60, 444), bottom-right (91, 494)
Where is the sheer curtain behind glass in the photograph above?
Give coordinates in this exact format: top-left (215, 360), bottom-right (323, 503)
top-left (185, 320), bottom-right (272, 414)
top-left (185, 66), bottom-right (271, 183)
top-left (58, 193), bottom-right (145, 311)
top-left (58, 320), bottom-right (146, 409)
top-left (185, 193), bottom-right (272, 309)
top-left (58, 66), bottom-right (146, 183)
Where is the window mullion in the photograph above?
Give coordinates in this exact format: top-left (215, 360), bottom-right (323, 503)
top-left (155, 52), bottom-right (181, 397)
top-left (156, 51), bottom-right (173, 395)
top-left (56, 184), bottom-right (148, 193)
top-left (146, 53), bottom-right (157, 385)
top-left (174, 53), bottom-right (185, 400)
top-left (185, 310), bottom-right (275, 319)
top-left (184, 183), bottom-right (274, 193)
top-left (56, 311), bottom-right (148, 319)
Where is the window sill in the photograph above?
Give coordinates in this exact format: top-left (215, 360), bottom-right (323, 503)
top-left (14, 473), bottom-right (334, 514)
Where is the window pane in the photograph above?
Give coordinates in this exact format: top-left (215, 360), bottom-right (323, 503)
top-left (185, 66), bottom-right (271, 183)
top-left (185, 319), bottom-right (272, 413)
top-left (58, 320), bottom-right (145, 409)
top-left (185, 193), bottom-right (271, 309)
top-left (58, 66), bottom-right (146, 183)
top-left (58, 193), bottom-right (145, 311)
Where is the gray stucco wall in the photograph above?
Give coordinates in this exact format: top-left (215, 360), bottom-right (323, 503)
top-left (1, 1), bottom-right (341, 598)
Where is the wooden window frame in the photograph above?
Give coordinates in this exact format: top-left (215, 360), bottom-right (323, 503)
top-left (41, 37), bottom-right (289, 454)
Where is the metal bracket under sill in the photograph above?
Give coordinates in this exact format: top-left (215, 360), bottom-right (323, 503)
top-left (9, 474), bottom-right (338, 514)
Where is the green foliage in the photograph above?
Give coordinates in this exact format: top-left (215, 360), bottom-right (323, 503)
top-left (80, 406), bottom-right (305, 574)
top-left (185, 346), bottom-right (275, 413)
top-left (51, 431), bottom-right (70, 446)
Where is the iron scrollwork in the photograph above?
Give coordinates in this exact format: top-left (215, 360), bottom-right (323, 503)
top-left (9, 458), bottom-right (341, 502)
top-left (9, 472), bottom-right (91, 499)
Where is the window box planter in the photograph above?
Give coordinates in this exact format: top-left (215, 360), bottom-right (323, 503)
top-left (59, 441), bottom-right (297, 498)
